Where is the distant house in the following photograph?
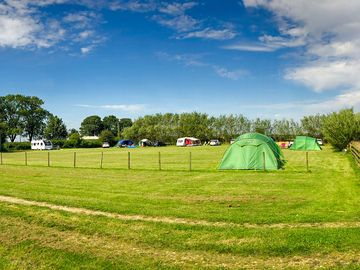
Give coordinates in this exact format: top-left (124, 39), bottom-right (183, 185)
top-left (82, 136), bottom-right (99, 140)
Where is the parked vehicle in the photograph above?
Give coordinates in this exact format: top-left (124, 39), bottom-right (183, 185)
top-left (209, 139), bottom-right (221, 146)
top-left (317, 139), bottom-right (324, 145)
top-left (153, 141), bottom-right (166, 147)
top-left (176, 137), bottom-right (201, 147)
top-left (31, 140), bottom-right (53, 150)
top-left (230, 139), bottom-right (235, 144)
top-left (102, 142), bottom-right (110, 148)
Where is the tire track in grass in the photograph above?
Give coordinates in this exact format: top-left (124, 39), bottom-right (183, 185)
top-left (1, 195), bottom-right (360, 229)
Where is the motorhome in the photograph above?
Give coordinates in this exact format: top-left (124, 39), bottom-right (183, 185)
top-left (31, 140), bottom-right (53, 150)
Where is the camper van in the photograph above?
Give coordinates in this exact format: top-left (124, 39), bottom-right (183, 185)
top-left (176, 137), bottom-right (201, 147)
top-left (31, 140), bottom-right (53, 150)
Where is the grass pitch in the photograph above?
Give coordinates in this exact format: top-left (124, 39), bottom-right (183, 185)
top-left (0, 146), bottom-right (359, 269)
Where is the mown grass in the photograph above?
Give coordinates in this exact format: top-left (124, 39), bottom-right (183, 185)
top-left (0, 146), bottom-right (359, 269)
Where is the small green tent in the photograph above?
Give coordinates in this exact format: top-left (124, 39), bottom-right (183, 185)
top-left (219, 133), bottom-right (284, 170)
top-left (290, 136), bottom-right (321, 151)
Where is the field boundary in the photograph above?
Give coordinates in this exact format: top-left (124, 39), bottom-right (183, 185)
top-left (1, 195), bottom-right (360, 229)
top-left (349, 142), bottom-right (360, 167)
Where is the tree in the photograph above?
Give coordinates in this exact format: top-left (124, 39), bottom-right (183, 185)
top-left (102, 115), bottom-right (119, 136)
top-left (118, 118), bottom-right (133, 134)
top-left (80, 115), bottom-right (103, 136)
top-left (20, 96), bottom-right (49, 141)
top-left (44, 115), bottom-right (68, 140)
top-left (0, 94), bottom-right (25, 142)
top-left (301, 114), bottom-right (325, 138)
top-left (68, 129), bottom-right (79, 137)
top-left (99, 129), bottom-right (115, 144)
top-left (322, 108), bottom-right (360, 151)
top-left (251, 118), bottom-right (272, 135)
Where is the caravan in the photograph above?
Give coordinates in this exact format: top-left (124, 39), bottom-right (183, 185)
top-left (31, 140), bottom-right (53, 150)
top-left (176, 137), bottom-right (201, 147)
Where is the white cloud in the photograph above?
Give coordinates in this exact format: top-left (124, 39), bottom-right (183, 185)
top-left (242, 0), bottom-right (360, 111)
top-left (179, 28), bottom-right (237, 40)
top-left (152, 14), bottom-right (199, 32)
top-left (222, 43), bottom-right (275, 52)
top-left (0, 1), bottom-right (104, 52)
top-left (213, 66), bottom-right (246, 80)
top-left (158, 2), bottom-right (197, 16)
top-left (75, 104), bottom-right (146, 112)
top-left (157, 51), bottom-right (247, 80)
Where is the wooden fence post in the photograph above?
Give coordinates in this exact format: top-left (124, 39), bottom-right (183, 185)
top-left (128, 152), bottom-right (131, 170)
top-left (263, 152), bottom-right (266, 171)
top-left (25, 152), bottom-right (27, 166)
top-left (48, 151), bottom-right (50, 167)
top-left (306, 151), bottom-right (309, 172)
top-left (0, 152), bottom-right (2, 165)
top-left (73, 152), bottom-right (76, 168)
top-left (189, 152), bottom-right (192, 171)
top-left (158, 152), bottom-right (161, 170)
top-left (100, 152), bottom-right (104, 169)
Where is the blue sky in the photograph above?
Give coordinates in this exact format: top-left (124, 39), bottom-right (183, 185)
top-left (0, 0), bottom-right (359, 128)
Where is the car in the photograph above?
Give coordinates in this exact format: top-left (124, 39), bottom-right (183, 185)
top-left (209, 139), bottom-right (221, 146)
top-left (102, 142), bottom-right (110, 148)
top-left (153, 141), bottom-right (166, 147)
top-left (288, 141), bottom-right (294, 148)
top-left (317, 139), bottom-right (323, 145)
top-left (230, 139), bottom-right (235, 144)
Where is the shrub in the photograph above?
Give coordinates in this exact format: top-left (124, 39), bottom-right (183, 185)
top-left (99, 130), bottom-right (115, 145)
top-left (80, 139), bottom-right (102, 148)
top-left (322, 108), bottom-right (360, 151)
top-left (3, 142), bottom-right (31, 151)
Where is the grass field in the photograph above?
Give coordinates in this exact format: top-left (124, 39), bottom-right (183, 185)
top-left (0, 145), bottom-right (359, 269)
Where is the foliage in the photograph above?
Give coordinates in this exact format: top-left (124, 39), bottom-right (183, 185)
top-left (0, 95), bottom-right (24, 142)
top-left (99, 130), bottom-right (115, 144)
top-left (44, 115), bottom-right (68, 140)
top-left (20, 96), bottom-right (49, 141)
top-left (102, 115), bottom-right (119, 136)
top-left (119, 118), bottom-right (133, 132)
top-left (301, 114), bottom-right (326, 138)
top-left (80, 139), bottom-right (102, 148)
top-left (3, 142), bottom-right (31, 151)
top-left (80, 115), bottom-right (103, 136)
top-left (272, 119), bottom-right (302, 141)
top-left (251, 118), bottom-right (272, 135)
top-left (322, 108), bottom-right (360, 151)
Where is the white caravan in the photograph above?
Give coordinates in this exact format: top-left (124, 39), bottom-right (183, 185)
top-left (176, 137), bottom-right (201, 147)
top-left (31, 140), bottom-right (53, 150)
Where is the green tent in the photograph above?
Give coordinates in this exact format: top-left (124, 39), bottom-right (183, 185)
top-left (219, 133), bottom-right (284, 170)
top-left (290, 136), bottom-right (322, 151)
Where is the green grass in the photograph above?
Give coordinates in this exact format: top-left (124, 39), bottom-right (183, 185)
top-left (0, 146), bottom-right (359, 269)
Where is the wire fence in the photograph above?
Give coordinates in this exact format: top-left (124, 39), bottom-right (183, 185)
top-left (349, 142), bottom-right (360, 167)
top-left (0, 149), bottom-right (225, 172)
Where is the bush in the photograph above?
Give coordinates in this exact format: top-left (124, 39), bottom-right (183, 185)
top-left (3, 142), bottom-right (31, 151)
top-left (322, 108), bottom-right (360, 151)
top-left (99, 130), bottom-right (115, 145)
top-left (80, 139), bottom-right (102, 148)
top-left (51, 139), bottom-right (66, 148)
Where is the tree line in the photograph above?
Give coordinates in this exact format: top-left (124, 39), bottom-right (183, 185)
top-left (1, 94), bottom-right (359, 151)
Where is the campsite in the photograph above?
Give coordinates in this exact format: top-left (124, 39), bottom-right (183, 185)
top-left (1, 1), bottom-right (360, 269)
top-left (0, 144), bottom-right (360, 269)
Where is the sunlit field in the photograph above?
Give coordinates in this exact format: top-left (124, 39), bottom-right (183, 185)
top-left (0, 145), bottom-right (359, 269)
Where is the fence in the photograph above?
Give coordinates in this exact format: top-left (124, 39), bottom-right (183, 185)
top-left (349, 142), bottom-right (360, 167)
top-left (0, 149), bottom-right (224, 172)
